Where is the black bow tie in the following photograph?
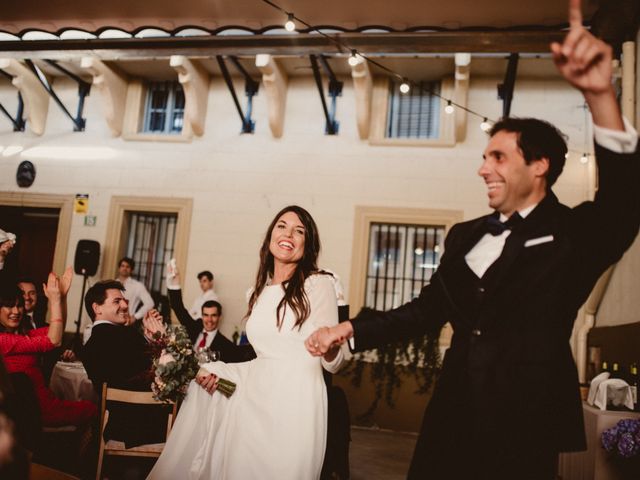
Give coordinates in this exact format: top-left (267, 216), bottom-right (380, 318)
top-left (484, 212), bottom-right (523, 236)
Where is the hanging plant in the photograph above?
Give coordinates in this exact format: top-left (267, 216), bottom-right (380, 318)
top-left (340, 330), bottom-right (441, 419)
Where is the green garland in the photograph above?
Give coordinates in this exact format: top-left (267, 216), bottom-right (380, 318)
top-left (341, 331), bottom-right (441, 419)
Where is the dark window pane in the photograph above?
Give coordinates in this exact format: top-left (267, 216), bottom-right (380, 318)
top-left (365, 222), bottom-right (445, 311)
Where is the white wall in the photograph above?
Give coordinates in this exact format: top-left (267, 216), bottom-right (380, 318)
top-left (0, 70), bottom-right (604, 337)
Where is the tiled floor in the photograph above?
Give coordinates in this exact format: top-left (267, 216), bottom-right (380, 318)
top-left (349, 426), bottom-right (417, 480)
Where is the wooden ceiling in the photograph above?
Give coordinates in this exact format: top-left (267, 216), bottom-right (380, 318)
top-left (0, 0), bottom-right (600, 35)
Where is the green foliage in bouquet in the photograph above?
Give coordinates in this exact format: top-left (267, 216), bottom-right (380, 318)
top-left (150, 325), bottom-right (200, 403)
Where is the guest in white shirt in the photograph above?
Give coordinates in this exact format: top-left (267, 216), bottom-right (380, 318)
top-left (116, 257), bottom-right (154, 322)
top-left (188, 270), bottom-right (219, 320)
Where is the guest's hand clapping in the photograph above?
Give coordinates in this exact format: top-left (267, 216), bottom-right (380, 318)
top-left (143, 309), bottom-right (166, 340)
top-left (59, 266), bottom-right (73, 297)
top-left (42, 272), bottom-right (61, 302)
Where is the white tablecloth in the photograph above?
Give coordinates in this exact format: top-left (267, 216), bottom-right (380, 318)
top-left (50, 361), bottom-right (97, 403)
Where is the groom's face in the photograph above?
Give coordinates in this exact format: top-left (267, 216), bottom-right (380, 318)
top-left (479, 130), bottom-right (548, 217)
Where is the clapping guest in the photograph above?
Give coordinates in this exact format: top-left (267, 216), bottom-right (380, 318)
top-left (166, 265), bottom-right (255, 363)
top-left (81, 281), bottom-right (169, 448)
top-left (0, 269), bottom-right (97, 427)
top-left (189, 270), bottom-right (219, 320)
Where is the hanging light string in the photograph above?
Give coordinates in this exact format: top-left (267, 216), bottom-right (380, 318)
top-left (259, 0), bottom-right (589, 159)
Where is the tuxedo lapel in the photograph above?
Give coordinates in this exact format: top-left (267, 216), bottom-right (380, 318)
top-left (477, 192), bottom-right (561, 309)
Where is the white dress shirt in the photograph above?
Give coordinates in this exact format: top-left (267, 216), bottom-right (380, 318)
top-left (120, 277), bottom-right (154, 320)
top-left (465, 120), bottom-right (638, 279)
top-left (194, 329), bottom-right (218, 349)
top-left (189, 289), bottom-right (219, 320)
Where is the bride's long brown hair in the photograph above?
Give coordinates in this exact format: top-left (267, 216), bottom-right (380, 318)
top-left (246, 205), bottom-right (322, 330)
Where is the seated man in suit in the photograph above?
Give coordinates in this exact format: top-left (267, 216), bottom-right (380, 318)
top-left (166, 266), bottom-right (255, 363)
top-left (81, 280), bottom-right (168, 448)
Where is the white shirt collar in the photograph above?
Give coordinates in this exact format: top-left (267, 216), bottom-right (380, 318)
top-left (93, 319), bottom-right (120, 327)
top-left (498, 202), bottom-right (538, 223)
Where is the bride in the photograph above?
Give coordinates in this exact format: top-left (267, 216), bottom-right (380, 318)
top-left (148, 205), bottom-right (344, 479)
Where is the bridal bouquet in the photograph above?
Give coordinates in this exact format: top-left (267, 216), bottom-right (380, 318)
top-left (149, 325), bottom-right (236, 402)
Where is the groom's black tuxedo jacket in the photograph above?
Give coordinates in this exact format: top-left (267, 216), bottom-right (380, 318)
top-left (352, 143), bottom-right (640, 479)
top-left (168, 288), bottom-right (256, 363)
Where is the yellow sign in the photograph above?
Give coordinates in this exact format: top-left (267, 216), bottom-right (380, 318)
top-left (74, 194), bottom-right (89, 214)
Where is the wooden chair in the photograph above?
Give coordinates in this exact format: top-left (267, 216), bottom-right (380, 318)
top-left (95, 383), bottom-right (177, 480)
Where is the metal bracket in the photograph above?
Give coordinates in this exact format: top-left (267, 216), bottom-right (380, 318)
top-left (24, 59), bottom-right (91, 131)
top-left (497, 53), bottom-right (519, 118)
top-left (216, 55), bottom-right (259, 134)
top-left (309, 54), bottom-right (342, 135)
top-left (0, 69), bottom-right (25, 131)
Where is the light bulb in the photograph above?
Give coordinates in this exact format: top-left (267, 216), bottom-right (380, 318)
top-left (399, 81), bottom-right (410, 94)
top-left (480, 118), bottom-right (491, 132)
top-left (445, 101), bottom-right (454, 114)
top-left (348, 52), bottom-right (361, 67)
top-left (564, 152), bottom-right (569, 159)
top-left (580, 153), bottom-right (589, 164)
top-left (284, 13), bottom-right (296, 32)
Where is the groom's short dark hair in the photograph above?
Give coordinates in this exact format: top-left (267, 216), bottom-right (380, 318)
top-left (489, 117), bottom-right (568, 188)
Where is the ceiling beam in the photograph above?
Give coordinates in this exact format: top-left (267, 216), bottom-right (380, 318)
top-left (0, 31), bottom-right (566, 60)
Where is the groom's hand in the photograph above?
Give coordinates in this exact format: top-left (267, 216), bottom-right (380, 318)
top-left (550, 0), bottom-right (623, 131)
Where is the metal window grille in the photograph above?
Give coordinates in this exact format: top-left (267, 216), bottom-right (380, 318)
top-left (142, 81), bottom-right (185, 134)
top-left (365, 222), bottom-right (445, 311)
top-left (386, 80), bottom-right (440, 139)
top-left (125, 212), bottom-right (177, 296)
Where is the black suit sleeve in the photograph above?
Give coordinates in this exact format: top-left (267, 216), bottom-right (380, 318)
top-left (168, 288), bottom-right (202, 341)
top-left (211, 333), bottom-right (256, 363)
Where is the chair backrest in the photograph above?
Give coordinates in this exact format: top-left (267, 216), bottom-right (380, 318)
top-left (104, 385), bottom-right (166, 405)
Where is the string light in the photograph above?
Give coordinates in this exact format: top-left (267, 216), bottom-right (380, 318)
top-left (284, 13), bottom-right (296, 32)
top-left (580, 153), bottom-right (589, 164)
top-left (445, 101), bottom-right (454, 114)
top-left (347, 51), bottom-right (362, 67)
top-left (262, 0), bottom-right (498, 131)
top-left (564, 152), bottom-right (569, 159)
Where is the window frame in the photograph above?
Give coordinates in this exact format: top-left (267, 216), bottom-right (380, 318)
top-left (141, 81), bottom-right (185, 135)
top-left (349, 206), bottom-right (463, 348)
top-left (122, 79), bottom-right (193, 142)
top-left (369, 76), bottom-right (456, 147)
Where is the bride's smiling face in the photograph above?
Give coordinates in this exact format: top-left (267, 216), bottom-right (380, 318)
top-left (269, 211), bottom-right (306, 266)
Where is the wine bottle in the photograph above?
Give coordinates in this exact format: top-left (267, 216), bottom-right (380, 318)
top-left (630, 363), bottom-right (638, 412)
top-left (611, 362), bottom-right (620, 379)
top-left (601, 361), bottom-right (609, 375)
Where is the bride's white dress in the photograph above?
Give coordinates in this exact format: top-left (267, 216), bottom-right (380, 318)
top-left (148, 274), bottom-right (343, 480)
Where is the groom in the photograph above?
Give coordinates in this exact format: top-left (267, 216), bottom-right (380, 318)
top-left (306, 1), bottom-right (640, 479)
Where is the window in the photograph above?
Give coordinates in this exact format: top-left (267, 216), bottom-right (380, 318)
top-left (386, 80), bottom-right (440, 139)
top-left (124, 212), bottom-right (177, 296)
top-left (142, 81), bottom-right (185, 134)
top-left (365, 222), bottom-right (445, 310)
